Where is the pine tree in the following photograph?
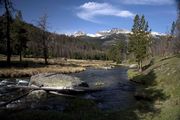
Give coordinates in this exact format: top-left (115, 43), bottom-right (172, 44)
top-left (166, 21), bottom-right (176, 55)
top-left (0, 0), bottom-right (14, 65)
top-left (129, 14), bottom-right (151, 72)
top-left (174, 0), bottom-right (180, 53)
top-left (108, 40), bottom-right (126, 63)
top-left (171, 21), bottom-right (176, 36)
top-left (12, 11), bottom-right (28, 62)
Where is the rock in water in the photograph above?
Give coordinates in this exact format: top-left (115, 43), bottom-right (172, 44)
top-left (29, 73), bottom-right (87, 89)
top-left (129, 64), bottom-right (138, 69)
top-left (27, 90), bottom-right (47, 101)
top-left (16, 79), bottom-right (29, 86)
top-left (78, 81), bottom-right (89, 87)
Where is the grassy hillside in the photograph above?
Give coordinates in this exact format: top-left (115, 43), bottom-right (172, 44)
top-left (128, 55), bottom-right (180, 120)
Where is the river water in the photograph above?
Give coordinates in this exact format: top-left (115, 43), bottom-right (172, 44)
top-left (0, 67), bottom-right (136, 111)
top-left (72, 67), bottom-right (136, 110)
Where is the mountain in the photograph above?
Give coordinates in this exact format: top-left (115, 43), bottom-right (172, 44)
top-left (72, 28), bottom-right (165, 48)
top-left (73, 28), bottom-right (130, 48)
top-left (73, 31), bottom-right (86, 37)
top-left (73, 28), bottom-right (130, 38)
top-left (96, 28), bottom-right (130, 36)
top-left (151, 31), bottom-right (165, 36)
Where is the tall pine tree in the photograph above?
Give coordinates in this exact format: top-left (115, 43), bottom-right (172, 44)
top-left (12, 11), bottom-right (28, 62)
top-left (0, 0), bottom-right (14, 65)
top-left (174, 0), bottom-right (180, 53)
top-left (129, 15), bottom-right (151, 72)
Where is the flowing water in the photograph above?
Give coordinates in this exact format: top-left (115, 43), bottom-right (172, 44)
top-left (0, 67), bottom-right (136, 111)
top-left (72, 67), bottom-right (136, 110)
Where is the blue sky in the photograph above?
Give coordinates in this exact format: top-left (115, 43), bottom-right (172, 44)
top-left (2, 0), bottom-right (177, 34)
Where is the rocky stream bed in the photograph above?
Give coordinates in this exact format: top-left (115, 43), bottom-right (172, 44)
top-left (0, 67), bottom-right (137, 111)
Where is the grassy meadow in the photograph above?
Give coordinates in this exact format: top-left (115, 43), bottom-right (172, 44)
top-left (0, 55), bottom-right (115, 78)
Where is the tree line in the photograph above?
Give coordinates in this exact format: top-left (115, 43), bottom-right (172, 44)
top-left (0, 0), bottom-right (107, 65)
top-left (1, 0), bottom-right (180, 70)
top-left (108, 14), bottom-right (179, 72)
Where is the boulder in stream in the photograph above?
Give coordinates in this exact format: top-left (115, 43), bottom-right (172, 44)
top-left (27, 90), bottom-right (47, 101)
top-left (29, 73), bottom-right (88, 89)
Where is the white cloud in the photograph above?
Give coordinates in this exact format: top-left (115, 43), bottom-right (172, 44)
top-left (123, 0), bottom-right (174, 5)
top-left (77, 2), bottom-right (135, 23)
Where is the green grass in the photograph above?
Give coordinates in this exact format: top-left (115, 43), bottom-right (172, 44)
top-left (128, 55), bottom-right (180, 120)
top-left (128, 69), bottom-right (140, 80)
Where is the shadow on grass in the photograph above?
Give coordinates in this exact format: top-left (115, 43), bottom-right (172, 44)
top-left (177, 54), bottom-right (180, 58)
top-left (132, 70), bottom-right (169, 115)
top-left (143, 59), bottom-right (154, 71)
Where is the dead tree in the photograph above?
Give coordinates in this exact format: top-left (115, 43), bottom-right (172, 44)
top-left (38, 13), bottom-right (49, 64)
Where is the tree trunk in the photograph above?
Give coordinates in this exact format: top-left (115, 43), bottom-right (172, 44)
top-left (42, 32), bottom-right (48, 64)
top-left (43, 42), bottom-right (48, 65)
top-left (5, 0), bottom-right (11, 65)
top-left (44, 52), bottom-right (48, 64)
top-left (20, 51), bottom-right (22, 62)
top-left (139, 60), bottom-right (143, 72)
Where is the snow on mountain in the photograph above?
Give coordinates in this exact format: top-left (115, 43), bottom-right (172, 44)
top-left (87, 33), bottom-right (103, 37)
top-left (72, 29), bottom-right (165, 38)
top-left (151, 31), bottom-right (165, 36)
top-left (85, 28), bottom-right (130, 38)
top-left (73, 31), bottom-right (86, 37)
top-left (96, 28), bottom-right (130, 36)
top-left (110, 28), bottom-right (130, 34)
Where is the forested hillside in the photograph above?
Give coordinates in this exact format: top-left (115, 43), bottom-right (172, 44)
top-left (0, 14), bottom-right (106, 60)
top-left (0, 11), bottom-right (176, 63)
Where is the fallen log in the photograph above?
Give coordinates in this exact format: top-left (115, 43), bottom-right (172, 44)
top-left (6, 85), bottom-right (101, 95)
top-left (48, 91), bottom-right (76, 98)
top-left (6, 85), bottom-right (83, 94)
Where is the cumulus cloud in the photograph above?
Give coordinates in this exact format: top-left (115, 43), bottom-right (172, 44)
top-left (123, 0), bottom-right (174, 5)
top-left (77, 2), bottom-right (135, 23)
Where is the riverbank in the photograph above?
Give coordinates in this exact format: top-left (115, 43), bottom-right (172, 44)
top-left (0, 64), bottom-right (137, 120)
top-left (0, 56), bottom-right (116, 78)
top-left (128, 55), bottom-right (180, 120)
top-left (0, 66), bottom-right (86, 78)
top-left (1, 55), bottom-right (179, 120)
